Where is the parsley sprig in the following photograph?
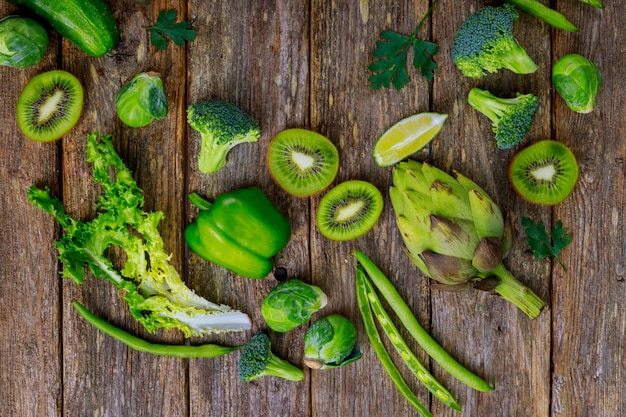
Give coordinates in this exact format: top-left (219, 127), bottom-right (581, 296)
top-left (144, 9), bottom-right (196, 50)
top-left (522, 217), bottom-right (572, 271)
top-left (368, 0), bottom-right (439, 90)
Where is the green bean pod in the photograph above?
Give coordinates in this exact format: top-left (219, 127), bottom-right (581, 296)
top-left (72, 301), bottom-right (242, 358)
top-left (353, 251), bottom-right (494, 392)
top-left (505, 0), bottom-right (579, 32)
top-left (355, 267), bottom-right (434, 417)
top-left (360, 271), bottom-right (461, 411)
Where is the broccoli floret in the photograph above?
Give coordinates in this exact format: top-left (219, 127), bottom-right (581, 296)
top-left (451, 4), bottom-right (538, 78)
top-left (238, 332), bottom-right (304, 382)
top-left (187, 101), bottom-right (261, 174)
top-left (467, 87), bottom-right (538, 149)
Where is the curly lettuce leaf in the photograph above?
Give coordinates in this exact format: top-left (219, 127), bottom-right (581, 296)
top-left (28, 132), bottom-right (251, 337)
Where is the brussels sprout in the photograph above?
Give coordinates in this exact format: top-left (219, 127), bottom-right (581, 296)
top-left (304, 314), bottom-right (362, 370)
top-left (552, 54), bottom-right (602, 114)
top-left (0, 15), bottom-right (48, 68)
top-left (261, 279), bottom-right (327, 332)
top-left (115, 72), bottom-right (168, 127)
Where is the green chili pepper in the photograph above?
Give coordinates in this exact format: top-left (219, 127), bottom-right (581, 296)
top-left (72, 301), bottom-right (241, 358)
top-left (185, 187), bottom-right (291, 279)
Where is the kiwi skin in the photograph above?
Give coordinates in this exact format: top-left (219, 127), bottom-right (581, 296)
top-left (267, 128), bottom-right (339, 197)
top-left (316, 180), bottom-right (384, 241)
top-left (16, 70), bottom-right (84, 142)
top-left (508, 140), bottom-right (579, 205)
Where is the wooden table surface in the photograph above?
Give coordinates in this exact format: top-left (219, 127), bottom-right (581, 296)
top-left (1, 1), bottom-right (624, 416)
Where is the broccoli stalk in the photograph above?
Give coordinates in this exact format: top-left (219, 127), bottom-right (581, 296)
top-left (451, 4), bottom-right (538, 78)
top-left (468, 87), bottom-right (538, 149)
top-left (187, 101), bottom-right (261, 174)
top-left (238, 332), bottom-right (305, 382)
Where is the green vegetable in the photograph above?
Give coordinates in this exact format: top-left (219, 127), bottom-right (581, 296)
top-left (354, 251), bottom-right (495, 392)
top-left (504, 0), bottom-right (579, 32)
top-left (354, 265), bottom-right (434, 417)
top-left (552, 54), bottom-right (602, 114)
top-left (261, 279), bottom-right (327, 332)
top-left (467, 87), bottom-right (538, 149)
top-left (368, 0), bottom-right (439, 90)
top-left (187, 100), bottom-right (261, 174)
top-left (28, 133), bottom-right (251, 337)
top-left (522, 217), bottom-right (571, 271)
top-left (238, 332), bottom-right (304, 382)
top-left (389, 160), bottom-right (545, 319)
top-left (303, 314), bottom-right (362, 370)
top-left (72, 301), bottom-right (241, 358)
top-left (115, 72), bottom-right (168, 128)
top-left (0, 15), bottom-right (48, 68)
top-left (184, 189), bottom-right (291, 279)
top-left (7, 0), bottom-right (119, 57)
top-left (451, 4), bottom-right (538, 78)
top-left (579, 0), bottom-right (604, 8)
top-left (143, 9), bottom-right (196, 51)
top-left (355, 267), bottom-right (461, 410)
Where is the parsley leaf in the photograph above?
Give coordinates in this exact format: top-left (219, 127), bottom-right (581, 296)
top-left (144, 9), bottom-right (196, 51)
top-left (368, 1), bottom-right (439, 90)
top-left (522, 217), bottom-right (572, 271)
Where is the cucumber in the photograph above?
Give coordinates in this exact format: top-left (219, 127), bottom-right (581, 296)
top-left (7, 0), bottom-right (119, 57)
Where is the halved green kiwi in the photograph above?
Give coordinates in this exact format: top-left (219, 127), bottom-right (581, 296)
top-left (16, 70), bottom-right (84, 142)
top-left (508, 140), bottom-right (579, 205)
top-left (267, 128), bottom-right (339, 197)
top-left (316, 180), bottom-right (384, 241)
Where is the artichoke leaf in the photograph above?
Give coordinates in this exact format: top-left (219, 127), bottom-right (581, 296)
top-left (468, 189), bottom-right (504, 239)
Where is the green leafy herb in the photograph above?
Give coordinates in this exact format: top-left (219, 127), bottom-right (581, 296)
top-left (522, 217), bottom-right (572, 271)
top-left (368, 0), bottom-right (439, 90)
top-left (144, 9), bottom-right (196, 50)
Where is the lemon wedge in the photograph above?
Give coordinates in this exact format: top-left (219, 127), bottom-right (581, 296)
top-left (373, 112), bottom-right (448, 167)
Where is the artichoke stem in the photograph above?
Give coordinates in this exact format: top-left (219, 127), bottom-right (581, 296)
top-left (491, 264), bottom-right (545, 319)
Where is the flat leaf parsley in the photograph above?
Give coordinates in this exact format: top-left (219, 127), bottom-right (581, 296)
top-left (522, 217), bottom-right (572, 271)
top-left (368, 0), bottom-right (439, 90)
top-left (144, 9), bottom-right (196, 50)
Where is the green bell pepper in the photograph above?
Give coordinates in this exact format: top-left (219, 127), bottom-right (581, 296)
top-left (185, 187), bottom-right (291, 279)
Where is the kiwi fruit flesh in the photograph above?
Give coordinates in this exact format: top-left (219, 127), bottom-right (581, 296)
top-left (316, 180), bottom-right (384, 241)
top-left (508, 140), bottom-right (578, 205)
top-left (16, 70), bottom-right (84, 142)
top-left (267, 128), bottom-right (339, 197)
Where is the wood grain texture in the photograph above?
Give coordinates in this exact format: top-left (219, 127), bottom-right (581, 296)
top-left (0, 1), bottom-right (624, 417)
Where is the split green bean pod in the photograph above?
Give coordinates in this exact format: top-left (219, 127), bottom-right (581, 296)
top-left (353, 250), bottom-right (494, 393)
top-left (358, 268), bottom-right (461, 411)
top-left (72, 301), bottom-right (241, 358)
top-left (355, 267), bottom-right (434, 417)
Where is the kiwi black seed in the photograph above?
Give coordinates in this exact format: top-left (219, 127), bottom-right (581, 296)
top-left (267, 128), bottom-right (339, 197)
top-left (316, 180), bottom-right (384, 241)
top-left (16, 70), bottom-right (84, 142)
top-left (508, 140), bottom-right (579, 205)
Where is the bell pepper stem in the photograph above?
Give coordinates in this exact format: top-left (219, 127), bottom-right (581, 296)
top-left (188, 192), bottom-right (213, 211)
top-left (491, 263), bottom-right (545, 319)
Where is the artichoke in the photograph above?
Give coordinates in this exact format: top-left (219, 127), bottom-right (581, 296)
top-left (390, 160), bottom-right (545, 319)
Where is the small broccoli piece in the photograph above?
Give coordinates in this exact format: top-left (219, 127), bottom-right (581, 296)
top-left (451, 4), bottom-right (538, 78)
top-left (187, 101), bottom-right (261, 174)
top-left (238, 332), bottom-right (304, 382)
top-left (467, 87), bottom-right (538, 149)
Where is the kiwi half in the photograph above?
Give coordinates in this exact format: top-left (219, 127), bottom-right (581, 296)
top-left (316, 180), bottom-right (384, 241)
top-left (508, 140), bottom-right (579, 205)
top-left (16, 70), bottom-right (84, 142)
top-left (267, 128), bottom-right (339, 197)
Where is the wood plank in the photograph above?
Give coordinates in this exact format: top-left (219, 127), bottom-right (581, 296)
top-left (552, 2), bottom-right (626, 416)
top-left (309, 1), bottom-right (433, 415)
top-left (57, 2), bottom-right (188, 416)
top-left (186, 1), bottom-right (311, 416)
top-left (430, 2), bottom-right (551, 415)
top-left (0, 5), bottom-right (62, 417)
